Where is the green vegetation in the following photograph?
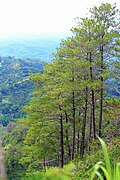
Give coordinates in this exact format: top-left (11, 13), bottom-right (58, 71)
top-left (23, 137), bottom-right (120, 180)
top-left (0, 56), bottom-right (44, 125)
top-left (25, 162), bottom-right (75, 180)
top-left (0, 2), bottom-right (120, 180)
top-left (91, 137), bottom-right (120, 180)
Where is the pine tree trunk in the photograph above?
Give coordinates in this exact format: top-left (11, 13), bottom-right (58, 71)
top-left (57, 152), bottom-right (60, 167)
top-left (99, 80), bottom-right (103, 137)
top-left (89, 52), bottom-right (95, 139)
top-left (80, 87), bottom-right (88, 156)
top-left (72, 91), bottom-right (76, 160)
top-left (77, 132), bottom-right (80, 154)
top-left (88, 107), bottom-right (92, 155)
top-left (65, 111), bottom-right (71, 161)
top-left (59, 107), bottom-right (64, 168)
top-left (43, 157), bottom-right (46, 172)
top-left (91, 89), bottom-right (95, 138)
top-left (99, 45), bottom-right (104, 137)
top-left (77, 111), bottom-right (81, 154)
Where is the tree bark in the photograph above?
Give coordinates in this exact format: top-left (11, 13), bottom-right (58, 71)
top-left (89, 52), bottom-right (95, 139)
top-left (88, 107), bottom-right (92, 155)
top-left (72, 91), bottom-right (76, 160)
top-left (80, 87), bottom-right (88, 157)
top-left (43, 157), bottom-right (46, 172)
top-left (65, 111), bottom-right (71, 161)
top-left (99, 45), bottom-right (104, 137)
top-left (77, 111), bottom-right (81, 154)
top-left (59, 107), bottom-right (64, 168)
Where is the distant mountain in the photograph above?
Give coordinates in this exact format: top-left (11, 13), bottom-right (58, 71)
top-left (0, 34), bottom-right (65, 62)
top-left (0, 56), bottom-right (44, 125)
top-left (0, 34), bottom-right (68, 125)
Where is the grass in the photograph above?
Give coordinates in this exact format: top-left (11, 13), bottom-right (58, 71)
top-left (25, 162), bottom-right (75, 180)
top-left (90, 136), bottom-right (120, 180)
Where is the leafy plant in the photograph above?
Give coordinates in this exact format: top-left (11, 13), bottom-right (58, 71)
top-left (90, 137), bottom-right (120, 180)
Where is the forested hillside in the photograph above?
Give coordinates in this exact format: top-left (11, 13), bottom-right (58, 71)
top-left (0, 56), bottom-right (44, 125)
top-left (1, 3), bottom-right (120, 180)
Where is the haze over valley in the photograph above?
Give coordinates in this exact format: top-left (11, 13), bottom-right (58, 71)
top-left (0, 34), bottom-right (65, 62)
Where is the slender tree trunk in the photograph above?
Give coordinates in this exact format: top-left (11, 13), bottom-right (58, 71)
top-left (80, 87), bottom-right (88, 157)
top-left (43, 157), bottom-right (46, 172)
top-left (88, 107), bottom-right (92, 155)
top-left (65, 111), bottom-right (71, 161)
top-left (57, 152), bottom-right (60, 167)
top-left (77, 132), bottom-right (80, 154)
top-left (59, 107), bottom-right (64, 168)
top-left (72, 91), bottom-right (76, 160)
top-left (89, 52), bottom-right (95, 139)
top-left (91, 89), bottom-right (95, 138)
top-left (99, 45), bottom-right (104, 137)
top-left (77, 111), bottom-right (81, 154)
top-left (99, 80), bottom-right (103, 137)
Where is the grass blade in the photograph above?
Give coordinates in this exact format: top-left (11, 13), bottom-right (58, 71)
top-left (99, 165), bottom-right (111, 180)
top-left (95, 171), bottom-right (104, 180)
top-left (97, 136), bottom-right (112, 178)
top-left (114, 163), bottom-right (120, 180)
top-left (90, 161), bottom-right (103, 180)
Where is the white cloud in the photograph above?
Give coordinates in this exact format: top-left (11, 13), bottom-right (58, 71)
top-left (0, 0), bottom-right (119, 35)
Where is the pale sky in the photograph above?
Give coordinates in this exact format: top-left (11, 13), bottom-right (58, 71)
top-left (0, 0), bottom-right (119, 35)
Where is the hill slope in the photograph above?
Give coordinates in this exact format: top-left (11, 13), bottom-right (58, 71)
top-left (0, 56), bottom-right (44, 125)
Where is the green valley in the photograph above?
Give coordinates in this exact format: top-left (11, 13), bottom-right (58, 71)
top-left (0, 2), bottom-right (119, 180)
top-left (0, 56), bottom-right (44, 125)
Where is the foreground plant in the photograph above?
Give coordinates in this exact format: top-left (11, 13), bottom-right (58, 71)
top-left (90, 136), bottom-right (120, 180)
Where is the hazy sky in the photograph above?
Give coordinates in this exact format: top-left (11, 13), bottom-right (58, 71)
top-left (0, 0), bottom-right (119, 35)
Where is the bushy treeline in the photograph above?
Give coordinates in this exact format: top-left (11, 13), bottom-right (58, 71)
top-left (1, 3), bottom-right (120, 180)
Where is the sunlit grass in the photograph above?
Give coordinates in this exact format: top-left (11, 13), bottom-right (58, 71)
top-left (26, 162), bottom-right (75, 180)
